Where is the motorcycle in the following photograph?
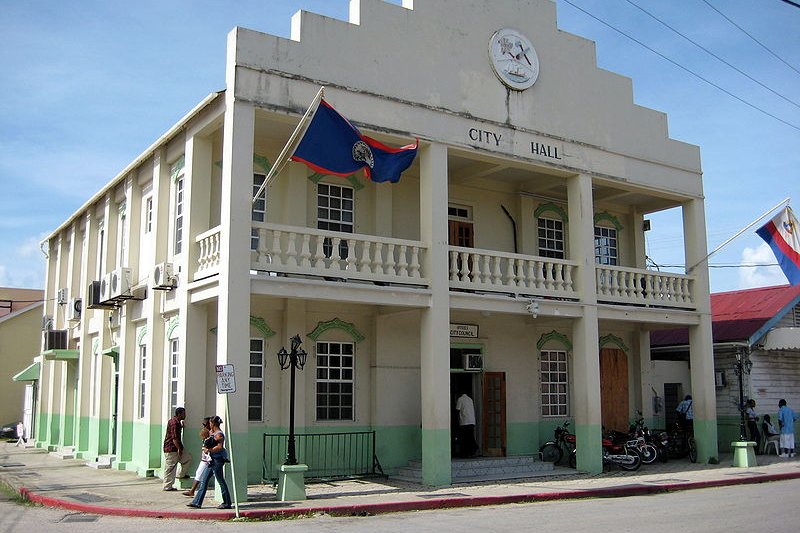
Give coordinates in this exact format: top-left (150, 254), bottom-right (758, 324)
top-left (628, 412), bottom-right (663, 464)
top-left (568, 437), bottom-right (642, 471)
top-left (539, 420), bottom-right (576, 465)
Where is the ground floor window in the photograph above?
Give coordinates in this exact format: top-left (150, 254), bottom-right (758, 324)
top-left (315, 341), bottom-right (354, 421)
top-left (540, 350), bottom-right (568, 417)
top-left (249, 338), bottom-right (264, 421)
top-left (168, 338), bottom-right (180, 414)
top-left (138, 344), bottom-right (148, 419)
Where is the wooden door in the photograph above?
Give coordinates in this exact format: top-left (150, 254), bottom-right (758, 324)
top-left (448, 220), bottom-right (474, 247)
top-left (482, 372), bottom-right (506, 457)
top-left (599, 348), bottom-right (629, 432)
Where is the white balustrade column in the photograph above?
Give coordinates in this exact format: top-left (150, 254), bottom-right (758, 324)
top-left (418, 141), bottom-right (451, 486)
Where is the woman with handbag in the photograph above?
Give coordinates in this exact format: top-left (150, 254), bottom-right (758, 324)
top-left (187, 416), bottom-right (232, 509)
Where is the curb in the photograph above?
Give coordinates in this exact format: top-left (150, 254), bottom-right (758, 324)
top-left (17, 470), bottom-right (800, 521)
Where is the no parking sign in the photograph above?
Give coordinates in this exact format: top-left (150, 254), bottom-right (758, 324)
top-left (215, 364), bottom-right (236, 394)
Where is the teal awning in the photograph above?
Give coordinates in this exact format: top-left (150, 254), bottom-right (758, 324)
top-left (12, 361), bottom-right (40, 382)
top-left (43, 349), bottom-right (79, 361)
top-left (102, 346), bottom-right (119, 358)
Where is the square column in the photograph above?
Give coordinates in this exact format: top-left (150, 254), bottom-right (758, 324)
top-left (683, 198), bottom-right (718, 462)
top-left (217, 79), bottom-right (255, 500)
top-left (567, 173), bottom-right (602, 474)
top-left (418, 141), bottom-right (451, 486)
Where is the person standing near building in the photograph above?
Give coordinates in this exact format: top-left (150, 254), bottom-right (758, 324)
top-left (455, 391), bottom-right (477, 458)
top-left (183, 417), bottom-right (212, 498)
top-left (676, 395), bottom-right (693, 433)
top-left (778, 399), bottom-right (798, 458)
top-left (745, 399), bottom-right (760, 451)
top-left (188, 415), bottom-right (232, 509)
top-left (163, 407), bottom-right (191, 491)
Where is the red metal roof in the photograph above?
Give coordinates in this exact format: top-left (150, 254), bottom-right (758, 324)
top-left (651, 284), bottom-right (800, 347)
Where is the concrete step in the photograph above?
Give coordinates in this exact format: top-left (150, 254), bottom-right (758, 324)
top-left (86, 454), bottom-right (116, 469)
top-left (394, 455), bottom-right (554, 484)
top-left (49, 446), bottom-right (75, 459)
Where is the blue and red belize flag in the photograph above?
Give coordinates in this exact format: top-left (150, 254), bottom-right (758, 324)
top-left (290, 99), bottom-right (418, 184)
top-left (756, 206), bottom-right (800, 286)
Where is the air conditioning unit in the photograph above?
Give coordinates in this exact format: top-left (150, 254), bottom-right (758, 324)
top-left (109, 267), bottom-right (132, 300)
top-left (67, 298), bottom-right (82, 322)
top-left (463, 354), bottom-right (484, 372)
top-left (151, 262), bottom-right (176, 290)
top-left (87, 280), bottom-right (116, 310)
top-left (99, 273), bottom-right (113, 303)
top-left (44, 329), bottom-right (68, 351)
top-left (57, 288), bottom-right (69, 305)
top-left (41, 314), bottom-right (54, 331)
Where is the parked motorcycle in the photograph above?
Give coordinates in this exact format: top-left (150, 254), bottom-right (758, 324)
top-left (628, 412), bottom-right (663, 464)
top-left (568, 437), bottom-right (642, 471)
top-left (539, 420), bottom-right (576, 465)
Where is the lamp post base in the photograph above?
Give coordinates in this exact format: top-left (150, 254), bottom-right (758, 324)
top-left (277, 463), bottom-right (309, 501)
top-left (731, 441), bottom-right (758, 467)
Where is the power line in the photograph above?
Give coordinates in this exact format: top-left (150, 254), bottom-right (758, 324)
top-left (623, 0), bottom-right (800, 110)
top-left (779, 0), bottom-right (800, 10)
top-left (560, 0), bottom-right (800, 132)
top-left (701, 0), bottom-right (800, 77)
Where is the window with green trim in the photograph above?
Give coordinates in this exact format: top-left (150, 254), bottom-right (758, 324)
top-left (538, 216), bottom-right (565, 259)
top-left (251, 173), bottom-right (266, 251)
top-left (249, 338), bottom-right (264, 421)
top-left (173, 176), bottom-right (184, 254)
top-left (540, 350), bottom-right (569, 417)
top-left (168, 338), bottom-right (180, 415)
top-left (594, 225), bottom-right (618, 265)
top-left (138, 344), bottom-right (148, 419)
top-left (316, 341), bottom-right (354, 421)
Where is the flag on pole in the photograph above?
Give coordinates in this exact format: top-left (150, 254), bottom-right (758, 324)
top-left (756, 206), bottom-right (800, 285)
top-left (290, 99), bottom-right (418, 184)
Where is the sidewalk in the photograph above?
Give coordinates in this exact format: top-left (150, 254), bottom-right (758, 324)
top-left (2, 441), bottom-right (800, 521)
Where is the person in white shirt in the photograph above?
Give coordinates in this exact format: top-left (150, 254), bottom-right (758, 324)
top-left (455, 392), bottom-right (477, 457)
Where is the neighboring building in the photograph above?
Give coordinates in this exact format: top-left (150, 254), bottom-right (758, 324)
top-left (651, 284), bottom-right (800, 449)
top-left (1, 287), bottom-right (44, 438)
top-left (32, 0), bottom-right (717, 495)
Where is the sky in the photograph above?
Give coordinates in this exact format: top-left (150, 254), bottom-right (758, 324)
top-left (1, 0), bottom-right (798, 293)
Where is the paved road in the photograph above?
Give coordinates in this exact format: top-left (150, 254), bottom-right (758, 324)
top-left (3, 477), bottom-right (799, 532)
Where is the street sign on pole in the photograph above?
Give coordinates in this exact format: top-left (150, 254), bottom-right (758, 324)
top-left (215, 364), bottom-right (236, 394)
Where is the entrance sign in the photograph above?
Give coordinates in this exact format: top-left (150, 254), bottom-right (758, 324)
top-left (216, 364), bottom-right (236, 394)
top-left (450, 324), bottom-right (479, 339)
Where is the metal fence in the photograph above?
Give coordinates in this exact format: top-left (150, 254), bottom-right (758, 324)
top-left (262, 431), bottom-right (385, 483)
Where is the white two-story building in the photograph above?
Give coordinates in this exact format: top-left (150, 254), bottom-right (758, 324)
top-left (34, 0), bottom-right (717, 496)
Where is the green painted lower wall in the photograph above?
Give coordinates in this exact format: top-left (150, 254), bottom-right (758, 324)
top-left (506, 421), bottom-right (539, 456)
top-left (575, 423), bottom-right (603, 474)
top-left (421, 428), bottom-right (451, 486)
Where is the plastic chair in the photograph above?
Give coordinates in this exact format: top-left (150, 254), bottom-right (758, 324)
top-left (763, 435), bottom-right (780, 455)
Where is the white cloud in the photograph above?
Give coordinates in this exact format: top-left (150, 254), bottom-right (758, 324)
top-left (739, 243), bottom-right (787, 289)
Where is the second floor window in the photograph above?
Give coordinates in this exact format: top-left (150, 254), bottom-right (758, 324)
top-left (538, 216), bottom-right (565, 259)
top-left (174, 177), bottom-right (184, 254)
top-left (143, 196), bottom-right (153, 234)
top-left (594, 225), bottom-right (618, 265)
top-left (318, 183), bottom-right (353, 258)
top-left (251, 174), bottom-right (266, 251)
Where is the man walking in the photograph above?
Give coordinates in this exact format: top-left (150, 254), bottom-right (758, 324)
top-left (778, 399), bottom-right (798, 458)
top-left (455, 391), bottom-right (478, 458)
top-left (163, 407), bottom-right (191, 491)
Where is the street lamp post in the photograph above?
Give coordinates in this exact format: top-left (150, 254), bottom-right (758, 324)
top-left (277, 334), bottom-right (307, 466)
top-left (733, 347), bottom-right (753, 441)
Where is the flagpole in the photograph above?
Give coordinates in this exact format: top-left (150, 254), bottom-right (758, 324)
top-left (687, 196), bottom-right (790, 272)
top-left (252, 86), bottom-right (325, 204)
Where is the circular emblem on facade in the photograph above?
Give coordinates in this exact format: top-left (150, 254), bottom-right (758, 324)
top-left (352, 140), bottom-right (374, 168)
top-left (488, 28), bottom-right (540, 91)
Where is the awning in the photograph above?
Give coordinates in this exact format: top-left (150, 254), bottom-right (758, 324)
top-left (43, 349), bottom-right (79, 361)
top-left (102, 346), bottom-right (119, 358)
top-left (762, 327), bottom-right (800, 351)
top-left (12, 361), bottom-right (40, 382)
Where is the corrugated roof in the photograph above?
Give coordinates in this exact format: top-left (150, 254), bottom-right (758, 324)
top-left (651, 284), bottom-right (800, 347)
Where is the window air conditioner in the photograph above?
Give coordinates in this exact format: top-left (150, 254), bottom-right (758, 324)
top-left (99, 273), bottom-right (113, 303)
top-left (151, 262), bottom-right (176, 290)
top-left (56, 288), bottom-right (69, 305)
top-left (44, 329), bottom-right (68, 351)
top-left (109, 267), bottom-right (132, 300)
top-left (463, 354), bottom-right (484, 372)
top-left (67, 298), bottom-right (82, 322)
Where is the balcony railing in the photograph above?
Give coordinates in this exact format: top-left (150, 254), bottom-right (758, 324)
top-left (252, 223), bottom-right (428, 286)
top-left (195, 225), bottom-right (696, 310)
top-left (595, 264), bottom-right (694, 308)
top-left (449, 246), bottom-right (578, 299)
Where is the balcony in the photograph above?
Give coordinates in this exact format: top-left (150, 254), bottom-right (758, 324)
top-left (194, 225), bottom-right (697, 311)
